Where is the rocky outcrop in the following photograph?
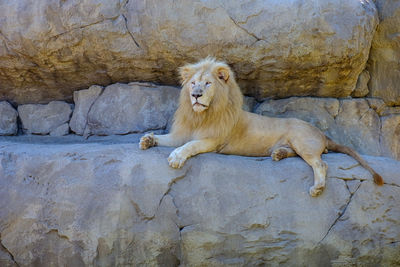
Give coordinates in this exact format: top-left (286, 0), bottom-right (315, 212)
top-left (0, 0), bottom-right (377, 104)
top-left (0, 102), bottom-right (18, 136)
top-left (367, 0), bottom-right (400, 106)
top-left (0, 136), bottom-right (399, 266)
top-left (18, 101), bottom-right (72, 135)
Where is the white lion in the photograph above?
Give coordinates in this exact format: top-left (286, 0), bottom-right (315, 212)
top-left (140, 58), bottom-right (383, 196)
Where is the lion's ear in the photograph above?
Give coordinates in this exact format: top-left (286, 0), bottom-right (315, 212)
top-left (216, 66), bottom-right (230, 82)
top-left (179, 65), bottom-right (195, 84)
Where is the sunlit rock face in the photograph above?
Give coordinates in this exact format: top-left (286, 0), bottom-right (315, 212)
top-left (0, 0), bottom-right (377, 104)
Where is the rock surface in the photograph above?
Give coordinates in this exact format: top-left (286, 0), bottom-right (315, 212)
top-left (367, 0), bottom-right (400, 105)
top-left (0, 135), bottom-right (399, 266)
top-left (0, 0), bottom-right (377, 104)
top-left (18, 101), bottom-right (72, 135)
top-left (69, 85), bottom-right (104, 135)
top-left (87, 83), bottom-right (180, 135)
top-left (0, 102), bottom-right (18, 136)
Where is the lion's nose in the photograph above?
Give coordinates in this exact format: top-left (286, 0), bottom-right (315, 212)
top-left (191, 93), bottom-right (203, 99)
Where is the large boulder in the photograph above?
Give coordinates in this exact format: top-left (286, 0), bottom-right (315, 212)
top-left (367, 0), bottom-right (400, 106)
top-left (0, 0), bottom-right (377, 104)
top-left (0, 101), bottom-right (18, 136)
top-left (0, 136), bottom-right (399, 266)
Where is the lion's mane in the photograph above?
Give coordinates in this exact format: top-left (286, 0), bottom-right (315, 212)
top-left (170, 58), bottom-right (244, 141)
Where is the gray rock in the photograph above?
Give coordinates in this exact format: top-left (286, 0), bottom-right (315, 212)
top-left (87, 83), bottom-right (180, 135)
top-left (0, 137), bottom-right (399, 266)
top-left (242, 96), bottom-right (256, 112)
top-left (0, 102), bottom-right (18, 136)
top-left (18, 101), bottom-right (72, 135)
top-left (366, 97), bottom-right (386, 116)
top-left (335, 99), bottom-right (381, 156)
top-left (0, 0), bottom-right (377, 104)
top-left (381, 115), bottom-right (400, 160)
top-left (49, 123), bottom-right (69, 136)
top-left (367, 0), bottom-right (400, 105)
top-left (69, 85), bottom-right (104, 135)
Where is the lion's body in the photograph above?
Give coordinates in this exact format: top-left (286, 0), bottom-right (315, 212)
top-left (217, 112), bottom-right (326, 157)
top-left (140, 58), bottom-right (383, 196)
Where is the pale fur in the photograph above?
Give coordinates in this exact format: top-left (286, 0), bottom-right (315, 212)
top-left (140, 58), bottom-right (383, 197)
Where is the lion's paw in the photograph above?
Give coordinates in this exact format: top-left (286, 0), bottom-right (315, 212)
top-left (271, 148), bottom-right (288, 161)
top-left (139, 133), bottom-right (156, 150)
top-left (309, 183), bottom-right (325, 197)
top-left (168, 149), bottom-right (187, 169)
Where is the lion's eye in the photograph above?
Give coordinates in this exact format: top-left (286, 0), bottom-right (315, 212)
top-left (205, 82), bottom-right (211, 86)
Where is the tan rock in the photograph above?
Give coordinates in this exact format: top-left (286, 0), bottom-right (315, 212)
top-left (367, 0), bottom-right (400, 105)
top-left (0, 0), bottom-right (378, 103)
top-left (351, 70), bottom-right (370, 97)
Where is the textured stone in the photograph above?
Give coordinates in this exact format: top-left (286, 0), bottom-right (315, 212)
top-left (255, 97), bottom-right (382, 157)
top-left (0, 136), bottom-right (399, 266)
top-left (0, 0), bottom-right (377, 104)
top-left (69, 85), bottom-right (104, 135)
top-left (335, 99), bottom-right (381, 156)
top-left (381, 115), bottom-right (400, 160)
top-left (87, 83), bottom-right (180, 135)
top-left (367, 97), bottom-right (386, 116)
top-left (255, 97), bottom-right (340, 132)
top-left (367, 0), bottom-right (400, 106)
top-left (18, 101), bottom-right (72, 135)
top-left (49, 123), bottom-right (69, 137)
top-left (0, 102), bottom-right (18, 136)
top-left (351, 70), bottom-right (370, 97)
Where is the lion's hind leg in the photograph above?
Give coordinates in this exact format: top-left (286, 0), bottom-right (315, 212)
top-left (289, 137), bottom-right (328, 197)
top-left (271, 147), bottom-right (296, 161)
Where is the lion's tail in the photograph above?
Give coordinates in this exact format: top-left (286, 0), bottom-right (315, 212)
top-left (326, 137), bottom-right (384, 186)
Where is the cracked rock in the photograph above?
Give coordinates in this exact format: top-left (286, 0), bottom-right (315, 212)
top-left (2, 138), bottom-right (399, 266)
top-left (0, 135), bottom-right (400, 266)
top-left (69, 85), bottom-right (104, 135)
top-left (0, 0), bottom-right (378, 103)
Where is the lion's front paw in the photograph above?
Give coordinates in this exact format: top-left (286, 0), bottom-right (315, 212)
top-left (168, 149), bottom-right (187, 169)
top-left (309, 183), bottom-right (325, 197)
top-left (139, 133), bottom-right (156, 150)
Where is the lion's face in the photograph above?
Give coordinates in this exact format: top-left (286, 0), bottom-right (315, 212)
top-left (189, 73), bottom-right (215, 113)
